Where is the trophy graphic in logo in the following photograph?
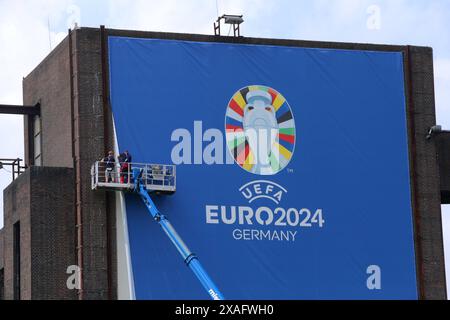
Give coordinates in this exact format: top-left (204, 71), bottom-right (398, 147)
top-left (225, 85), bottom-right (296, 175)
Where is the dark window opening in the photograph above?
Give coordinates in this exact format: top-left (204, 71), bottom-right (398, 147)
top-left (33, 115), bottom-right (42, 166)
top-left (13, 222), bottom-right (20, 300)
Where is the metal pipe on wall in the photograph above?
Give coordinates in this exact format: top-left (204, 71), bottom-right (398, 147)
top-left (100, 25), bottom-right (114, 300)
top-left (69, 28), bottom-right (84, 300)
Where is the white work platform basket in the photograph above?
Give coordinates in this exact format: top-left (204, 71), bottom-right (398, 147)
top-left (91, 161), bottom-right (176, 194)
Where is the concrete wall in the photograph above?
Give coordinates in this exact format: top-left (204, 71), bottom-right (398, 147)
top-left (72, 28), bottom-right (116, 299)
top-left (29, 167), bottom-right (76, 300)
top-left (21, 28), bottom-right (117, 300)
top-left (0, 228), bottom-right (4, 300)
top-left (2, 167), bottom-right (76, 300)
top-left (406, 46), bottom-right (447, 299)
top-left (3, 170), bottom-right (32, 300)
top-left (0, 228), bottom-right (4, 269)
top-left (23, 38), bottom-right (73, 168)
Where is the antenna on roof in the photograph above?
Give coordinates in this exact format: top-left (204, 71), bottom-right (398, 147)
top-left (47, 16), bottom-right (52, 51)
top-left (215, 0), bottom-right (220, 18)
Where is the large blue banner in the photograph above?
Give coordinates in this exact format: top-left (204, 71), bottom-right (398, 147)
top-left (109, 36), bottom-right (417, 299)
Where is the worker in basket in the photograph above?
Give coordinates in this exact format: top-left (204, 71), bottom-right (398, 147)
top-left (102, 150), bottom-right (116, 183)
top-left (119, 150), bottom-right (132, 183)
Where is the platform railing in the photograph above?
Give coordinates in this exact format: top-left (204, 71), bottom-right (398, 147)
top-left (91, 161), bottom-right (176, 193)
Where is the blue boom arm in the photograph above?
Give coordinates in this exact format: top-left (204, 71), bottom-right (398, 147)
top-left (133, 168), bottom-right (225, 300)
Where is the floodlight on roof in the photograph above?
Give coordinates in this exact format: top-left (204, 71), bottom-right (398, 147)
top-left (214, 14), bottom-right (244, 37)
top-left (222, 14), bottom-right (244, 25)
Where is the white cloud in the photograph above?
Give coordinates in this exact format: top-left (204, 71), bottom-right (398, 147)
top-left (0, 0), bottom-right (72, 103)
top-left (312, 0), bottom-right (365, 20)
top-left (105, 0), bottom-right (274, 37)
top-left (436, 59), bottom-right (450, 81)
top-left (286, 0), bottom-right (450, 130)
top-left (435, 59), bottom-right (450, 129)
top-left (0, 0), bottom-right (73, 228)
top-left (106, 0), bottom-right (216, 34)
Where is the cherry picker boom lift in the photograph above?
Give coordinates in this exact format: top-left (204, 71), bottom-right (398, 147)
top-left (91, 161), bottom-right (224, 300)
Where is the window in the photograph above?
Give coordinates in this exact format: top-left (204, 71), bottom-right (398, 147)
top-left (13, 222), bottom-right (20, 300)
top-left (33, 116), bottom-right (42, 166)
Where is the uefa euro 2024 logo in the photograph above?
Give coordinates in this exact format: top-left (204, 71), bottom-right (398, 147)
top-left (225, 85), bottom-right (296, 175)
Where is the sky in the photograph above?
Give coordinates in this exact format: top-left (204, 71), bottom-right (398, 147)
top-left (0, 0), bottom-right (449, 296)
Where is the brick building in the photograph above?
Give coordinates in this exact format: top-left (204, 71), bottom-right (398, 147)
top-left (0, 26), bottom-right (449, 300)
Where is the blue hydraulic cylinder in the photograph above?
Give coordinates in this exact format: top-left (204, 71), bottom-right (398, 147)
top-left (133, 169), bottom-right (224, 300)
